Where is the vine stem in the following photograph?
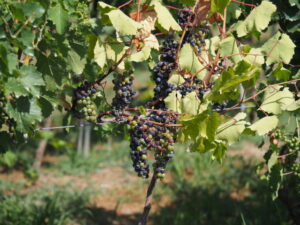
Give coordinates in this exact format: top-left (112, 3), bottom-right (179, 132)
top-left (223, 78), bottom-right (300, 113)
top-left (231, 0), bottom-right (257, 7)
top-left (138, 174), bottom-right (158, 225)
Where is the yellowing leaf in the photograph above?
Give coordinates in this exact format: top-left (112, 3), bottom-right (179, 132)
top-left (179, 44), bottom-right (204, 75)
top-left (262, 32), bottom-right (296, 65)
top-left (164, 91), bottom-right (182, 113)
top-left (236, 1), bottom-right (276, 37)
top-left (94, 40), bottom-right (107, 68)
top-left (216, 112), bottom-right (247, 144)
top-left (249, 116), bottom-right (279, 136)
top-left (219, 36), bottom-right (242, 63)
top-left (182, 92), bottom-right (201, 115)
top-left (107, 9), bottom-right (141, 35)
top-left (130, 47), bottom-right (151, 62)
top-left (260, 86), bottom-right (295, 114)
top-left (152, 1), bottom-right (181, 32)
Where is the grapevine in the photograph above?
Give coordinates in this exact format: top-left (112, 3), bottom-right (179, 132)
top-left (0, 0), bottom-right (300, 224)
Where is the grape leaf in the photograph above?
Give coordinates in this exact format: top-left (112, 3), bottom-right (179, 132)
top-left (181, 92), bottom-right (201, 115)
top-left (260, 86), bottom-right (295, 114)
top-left (190, 137), bottom-right (217, 153)
top-left (244, 48), bottom-right (265, 65)
top-left (48, 3), bottom-right (69, 34)
top-left (211, 0), bottom-right (231, 14)
top-left (164, 91), bottom-right (182, 113)
top-left (97, 2), bottom-right (116, 24)
top-left (178, 0), bottom-right (197, 7)
top-left (236, 1), bottom-right (276, 37)
top-left (249, 116), bottom-right (279, 136)
top-left (269, 163), bottom-right (283, 200)
top-left (271, 64), bottom-right (291, 81)
top-left (212, 141), bottom-right (227, 163)
top-left (94, 40), bottom-right (107, 69)
top-left (179, 44), bottom-right (204, 75)
top-left (4, 65), bottom-right (45, 97)
top-left (219, 36), bottom-right (242, 63)
top-left (107, 9), bottom-right (141, 35)
top-left (67, 50), bottom-right (86, 75)
top-left (267, 151), bottom-right (278, 172)
top-left (216, 112), bottom-right (247, 144)
top-left (168, 74), bottom-right (185, 85)
top-left (12, 2), bottom-right (45, 21)
top-left (261, 32), bottom-right (296, 65)
top-left (130, 47), bottom-right (151, 62)
top-left (151, 1), bottom-right (181, 32)
top-left (4, 97), bottom-right (42, 132)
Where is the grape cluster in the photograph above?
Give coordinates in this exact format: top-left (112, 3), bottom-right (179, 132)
top-left (128, 116), bottom-right (150, 178)
top-left (112, 72), bottom-right (135, 114)
top-left (178, 9), bottom-right (210, 53)
top-left (128, 111), bottom-right (176, 179)
top-left (273, 130), bottom-right (300, 176)
top-left (73, 81), bottom-right (101, 122)
top-left (178, 9), bottom-right (194, 27)
top-left (152, 37), bottom-right (178, 104)
top-left (212, 102), bottom-right (229, 112)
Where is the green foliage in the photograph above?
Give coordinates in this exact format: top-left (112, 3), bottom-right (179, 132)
top-left (0, 0), bottom-right (299, 209)
top-left (0, 151), bottom-right (17, 169)
top-left (236, 1), bottom-right (276, 37)
top-left (0, 186), bottom-right (91, 225)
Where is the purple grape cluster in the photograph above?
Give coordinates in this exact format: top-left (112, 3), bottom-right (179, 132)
top-left (128, 111), bottom-right (176, 179)
top-left (112, 73), bottom-right (136, 113)
top-left (152, 37), bottom-right (178, 105)
top-left (178, 9), bottom-right (210, 53)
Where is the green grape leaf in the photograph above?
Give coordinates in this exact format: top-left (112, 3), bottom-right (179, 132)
top-left (138, 106), bottom-right (147, 116)
top-left (216, 112), bottom-right (247, 144)
top-left (168, 74), bottom-right (185, 85)
top-left (67, 50), bottom-right (86, 75)
top-left (5, 65), bottom-right (45, 97)
top-left (7, 53), bottom-right (18, 74)
top-left (179, 44), bottom-right (204, 74)
top-left (269, 163), bottom-right (283, 200)
top-left (4, 97), bottom-right (42, 133)
top-left (107, 10), bottom-right (141, 35)
top-left (181, 92), bottom-right (201, 115)
top-left (244, 48), bottom-right (265, 65)
top-left (260, 86), bottom-right (295, 114)
top-left (267, 151), bottom-right (278, 172)
top-left (5, 79), bottom-right (27, 97)
top-left (206, 112), bottom-right (221, 140)
top-left (236, 1), bottom-right (276, 37)
top-left (227, 2), bottom-right (242, 21)
top-left (211, 0), bottom-right (231, 14)
top-left (164, 91), bottom-right (182, 113)
top-left (94, 40), bottom-right (107, 68)
top-left (39, 91), bottom-right (59, 118)
top-left (12, 2), bottom-right (45, 21)
top-left (178, 0), bottom-right (197, 7)
top-left (130, 47), bottom-right (151, 62)
top-left (211, 61), bottom-right (260, 102)
top-left (219, 36), bottom-right (242, 63)
top-left (152, 1), bottom-right (181, 32)
top-left (190, 137), bottom-right (217, 153)
top-left (97, 2), bottom-right (116, 25)
top-left (249, 116), bottom-right (279, 136)
top-left (48, 3), bottom-right (69, 34)
top-left (271, 64), bottom-right (291, 81)
top-left (206, 36), bottom-right (220, 57)
top-left (262, 32), bottom-right (296, 65)
top-left (212, 141), bottom-right (228, 163)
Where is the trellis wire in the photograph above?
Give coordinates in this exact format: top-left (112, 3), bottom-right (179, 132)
top-left (35, 106), bottom-right (256, 131)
